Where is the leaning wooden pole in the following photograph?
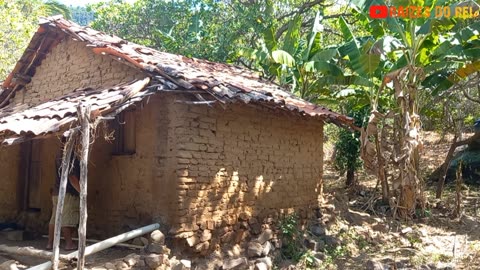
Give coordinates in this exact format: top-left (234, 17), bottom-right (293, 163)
top-left (0, 245), bottom-right (69, 261)
top-left (436, 135), bottom-right (459, 199)
top-left (52, 131), bottom-right (77, 270)
top-left (77, 104), bottom-right (91, 270)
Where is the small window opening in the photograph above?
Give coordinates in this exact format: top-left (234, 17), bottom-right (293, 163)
top-left (111, 110), bottom-right (136, 155)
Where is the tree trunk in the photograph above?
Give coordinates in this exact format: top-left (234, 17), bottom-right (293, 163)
top-left (374, 133), bottom-right (389, 200)
top-left (345, 169), bottom-right (355, 187)
top-left (395, 65), bottom-right (424, 218)
top-left (360, 112), bottom-right (390, 201)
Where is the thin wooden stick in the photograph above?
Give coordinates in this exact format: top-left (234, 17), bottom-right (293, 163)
top-left (453, 161), bottom-right (463, 218)
top-left (52, 131), bottom-right (77, 270)
top-left (77, 104), bottom-right (91, 270)
top-left (436, 135), bottom-right (459, 199)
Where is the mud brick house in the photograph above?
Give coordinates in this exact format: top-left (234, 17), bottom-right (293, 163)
top-left (0, 17), bottom-right (353, 246)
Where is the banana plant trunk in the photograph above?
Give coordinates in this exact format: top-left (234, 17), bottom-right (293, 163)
top-left (393, 65), bottom-right (425, 218)
top-left (374, 132), bottom-right (389, 200)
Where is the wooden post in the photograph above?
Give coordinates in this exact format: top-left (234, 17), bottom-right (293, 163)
top-left (0, 245), bottom-right (70, 261)
top-left (52, 131), bottom-right (77, 270)
top-left (77, 104), bottom-right (91, 270)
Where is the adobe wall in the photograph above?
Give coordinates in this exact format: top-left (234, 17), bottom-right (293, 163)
top-left (0, 144), bottom-right (21, 221)
top-left (8, 94), bottom-right (177, 237)
top-left (0, 91), bottom-right (325, 245)
top-left (86, 94), bottom-right (178, 236)
top-left (1, 34), bottom-right (162, 235)
top-left (11, 37), bottom-right (145, 106)
top-left (168, 101), bottom-right (324, 250)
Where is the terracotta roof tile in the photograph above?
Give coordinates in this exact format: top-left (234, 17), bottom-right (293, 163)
top-left (0, 16), bottom-right (355, 136)
top-left (0, 78), bottom-right (151, 145)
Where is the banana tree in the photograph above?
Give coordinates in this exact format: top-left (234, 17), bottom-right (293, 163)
top-left (242, 9), bottom-right (394, 192)
top-left (342, 0), bottom-right (480, 218)
top-left (240, 1), bottom-right (479, 218)
top-left (304, 12), bottom-right (403, 202)
top-left (240, 12), bottom-right (350, 102)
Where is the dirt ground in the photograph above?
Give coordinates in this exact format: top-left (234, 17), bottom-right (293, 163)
top-left (318, 131), bottom-right (480, 269)
top-left (1, 131), bottom-right (480, 269)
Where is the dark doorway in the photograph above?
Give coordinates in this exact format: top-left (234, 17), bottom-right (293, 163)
top-left (27, 140), bottom-right (42, 210)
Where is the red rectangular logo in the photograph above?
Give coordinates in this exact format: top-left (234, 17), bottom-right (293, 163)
top-left (370, 5), bottom-right (388, 18)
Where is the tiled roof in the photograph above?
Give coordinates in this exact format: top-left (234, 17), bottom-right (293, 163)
top-left (0, 16), bottom-right (355, 142)
top-left (0, 78), bottom-right (150, 145)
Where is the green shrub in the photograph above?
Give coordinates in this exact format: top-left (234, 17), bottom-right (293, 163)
top-left (333, 104), bottom-right (369, 186)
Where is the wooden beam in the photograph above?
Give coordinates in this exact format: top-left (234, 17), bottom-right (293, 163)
top-left (77, 104), bottom-right (91, 270)
top-left (51, 130), bottom-right (77, 270)
top-left (174, 100), bottom-right (216, 105)
top-left (0, 245), bottom-right (69, 261)
top-left (12, 73), bottom-right (32, 86)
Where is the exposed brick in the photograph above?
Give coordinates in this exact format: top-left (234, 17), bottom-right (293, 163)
top-left (11, 38), bottom-right (144, 107)
top-left (169, 102), bottom-right (324, 236)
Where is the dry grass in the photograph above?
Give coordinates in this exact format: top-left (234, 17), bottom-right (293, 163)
top-left (320, 132), bottom-right (480, 269)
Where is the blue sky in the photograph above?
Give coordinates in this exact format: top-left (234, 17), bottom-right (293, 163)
top-left (57, 0), bottom-right (136, 7)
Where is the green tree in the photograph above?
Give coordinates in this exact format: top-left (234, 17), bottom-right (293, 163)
top-left (259, 0), bottom-right (480, 216)
top-left (88, 0), bottom-right (337, 63)
top-left (334, 103), bottom-right (369, 186)
top-left (0, 0), bottom-right (71, 79)
top-left (238, 7), bottom-right (360, 103)
top-left (336, 0), bottom-right (480, 217)
top-left (245, 12), bottom-right (345, 101)
top-left (43, 0), bottom-right (71, 19)
top-left (89, 0), bottom-right (254, 61)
